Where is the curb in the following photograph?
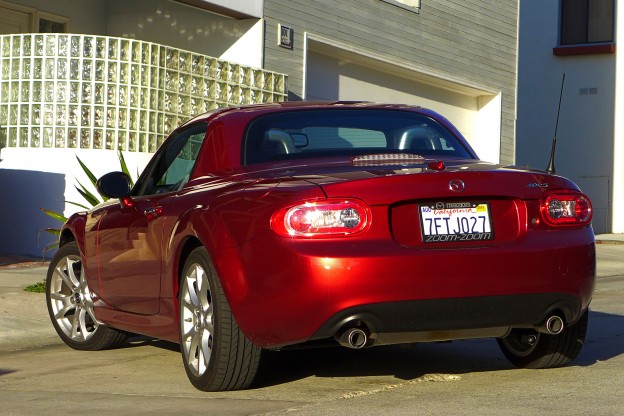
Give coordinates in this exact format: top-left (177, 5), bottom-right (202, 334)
top-left (595, 239), bottom-right (624, 245)
top-left (0, 255), bottom-right (49, 270)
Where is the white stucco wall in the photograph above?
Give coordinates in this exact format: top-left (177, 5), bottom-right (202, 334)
top-left (219, 19), bottom-right (263, 69)
top-left (613, 2), bottom-right (624, 233)
top-left (4, 0), bottom-right (264, 68)
top-left (105, 0), bottom-right (263, 68)
top-left (516, 0), bottom-right (616, 234)
top-left (0, 148), bottom-right (152, 256)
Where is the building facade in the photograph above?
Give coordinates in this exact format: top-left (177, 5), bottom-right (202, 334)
top-left (0, 0), bottom-right (519, 256)
top-left (263, 0), bottom-right (518, 165)
top-left (516, 0), bottom-right (621, 234)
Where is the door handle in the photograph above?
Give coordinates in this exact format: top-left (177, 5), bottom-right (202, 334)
top-left (144, 206), bottom-right (163, 221)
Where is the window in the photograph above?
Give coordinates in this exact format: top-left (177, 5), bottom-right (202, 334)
top-left (0, 3), bottom-right (68, 34)
top-left (39, 18), bottom-right (66, 33)
top-left (134, 124), bottom-right (206, 196)
top-left (244, 109), bottom-right (474, 165)
top-left (560, 0), bottom-right (614, 45)
top-left (37, 11), bottom-right (69, 33)
top-left (394, 0), bottom-right (420, 8)
top-left (301, 127), bottom-right (386, 150)
top-left (381, 0), bottom-right (421, 12)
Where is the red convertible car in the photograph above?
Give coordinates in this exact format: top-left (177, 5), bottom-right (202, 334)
top-left (46, 102), bottom-right (595, 391)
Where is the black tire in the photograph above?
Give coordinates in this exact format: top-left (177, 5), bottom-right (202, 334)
top-left (497, 310), bottom-right (589, 368)
top-left (46, 241), bottom-right (127, 350)
top-left (179, 247), bottom-right (261, 391)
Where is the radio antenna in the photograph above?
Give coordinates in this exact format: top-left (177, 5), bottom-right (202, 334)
top-left (545, 73), bottom-right (566, 174)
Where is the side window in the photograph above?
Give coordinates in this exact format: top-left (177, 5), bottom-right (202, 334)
top-left (134, 124), bottom-right (206, 196)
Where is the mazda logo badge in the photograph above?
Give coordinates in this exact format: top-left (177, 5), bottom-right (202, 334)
top-left (449, 180), bottom-right (465, 192)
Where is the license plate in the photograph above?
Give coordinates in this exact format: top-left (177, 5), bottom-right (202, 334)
top-left (419, 201), bottom-right (494, 243)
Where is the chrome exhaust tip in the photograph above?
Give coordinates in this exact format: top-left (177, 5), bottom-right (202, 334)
top-left (336, 328), bottom-right (369, 349)
top-left (536, 315), bottom-right (565, 335)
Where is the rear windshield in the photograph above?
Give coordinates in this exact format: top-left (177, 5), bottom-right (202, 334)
top-left (243, 109), bottom-right (474, 165)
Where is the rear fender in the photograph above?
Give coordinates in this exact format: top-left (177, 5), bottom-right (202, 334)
top-left (164, 181), bottom-right (325, 336)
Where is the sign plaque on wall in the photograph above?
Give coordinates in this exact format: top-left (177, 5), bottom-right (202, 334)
top-left (278, 24), bottom-right (293, 49)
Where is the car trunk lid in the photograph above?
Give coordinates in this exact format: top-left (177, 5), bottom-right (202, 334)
top-left (280, 158), bottom-right (578, 248)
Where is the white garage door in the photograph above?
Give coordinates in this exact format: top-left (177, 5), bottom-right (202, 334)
top-left (305, 43), bottom-right (501, 163)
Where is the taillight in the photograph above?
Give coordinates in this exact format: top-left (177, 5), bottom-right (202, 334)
top-left (540, 192), bottom-right (592, 226)
top-left (271, 199), bottom-right (370, 237)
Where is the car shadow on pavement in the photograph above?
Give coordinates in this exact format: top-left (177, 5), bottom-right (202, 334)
top-left (252, 310), bottom-right (624, 389)
top-left (123, 335), bottom-right (180, 352)
top-left (575, 310), bottom-right (624, 366)
top-left (253, 340), bottom-right (507, 388)
top-left (84, 309), bottom-right (621, 388)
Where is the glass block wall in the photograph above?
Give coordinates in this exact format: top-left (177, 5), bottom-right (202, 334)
top-left (0, 34), bottom-right (288, 152)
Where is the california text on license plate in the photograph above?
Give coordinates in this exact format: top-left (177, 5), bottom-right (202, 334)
top-left (419, 201), bottom-right (494, 243)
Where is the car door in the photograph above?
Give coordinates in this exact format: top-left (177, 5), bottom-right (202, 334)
top-left (84, 124), bottom-right (207, 315)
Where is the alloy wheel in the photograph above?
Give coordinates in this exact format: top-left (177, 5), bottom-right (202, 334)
top-left (48, 254), bottom-right (99, 342)
top-left (180, 262), bottom-right (214, 377)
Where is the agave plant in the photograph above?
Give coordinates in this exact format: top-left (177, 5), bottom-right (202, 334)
top-left (41, 151), bottom-right (135, 251)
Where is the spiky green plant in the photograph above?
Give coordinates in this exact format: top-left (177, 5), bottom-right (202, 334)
top-left (41, 151), bottom-right (136, 250)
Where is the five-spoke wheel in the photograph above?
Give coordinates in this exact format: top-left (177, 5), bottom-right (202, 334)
top-left (46, 241), bottom-right (126, 350)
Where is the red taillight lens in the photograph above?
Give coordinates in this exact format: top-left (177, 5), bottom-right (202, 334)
top-left (427, 160), bottom-right (446, 171)
top-left (271, 199), bottom-right (370, 237)
top-left (540, 192), bottom-right (592, 226)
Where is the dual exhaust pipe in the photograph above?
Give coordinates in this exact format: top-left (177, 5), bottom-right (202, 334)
top-left (335, 315), bottom-right (565, 349)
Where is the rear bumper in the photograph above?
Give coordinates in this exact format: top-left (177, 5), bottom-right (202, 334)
top-left (215, 228), bottom-right (595, 348)
top-left (310, 292), bottom-right (584, 345)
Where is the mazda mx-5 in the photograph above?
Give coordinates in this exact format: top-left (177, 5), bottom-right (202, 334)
top-left (46, 102), bottom-right (595, 391)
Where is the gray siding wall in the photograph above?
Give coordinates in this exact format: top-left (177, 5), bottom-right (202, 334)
top-left (263, 0), bottom-right (518, 164)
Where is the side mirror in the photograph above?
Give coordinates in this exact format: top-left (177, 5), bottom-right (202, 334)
top-left (96, 171), bottom-right (132, 199)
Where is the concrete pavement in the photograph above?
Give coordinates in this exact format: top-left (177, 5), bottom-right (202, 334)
top-left (0, 264), bottom-right (61, 353)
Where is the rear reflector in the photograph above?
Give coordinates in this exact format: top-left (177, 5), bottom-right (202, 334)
top-left (540, 192), bottom-right (592, 226)
top-left (271, 199), bottom-right (370, 238)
